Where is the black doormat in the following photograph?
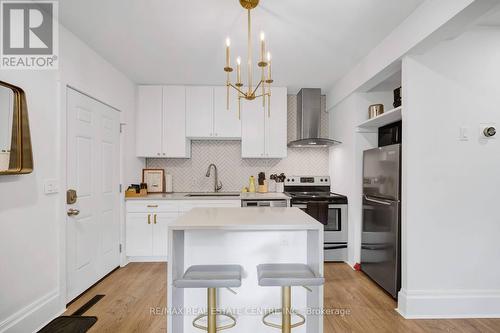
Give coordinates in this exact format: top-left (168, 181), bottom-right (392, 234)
top-left (37, 316), bottom-right (97, 333)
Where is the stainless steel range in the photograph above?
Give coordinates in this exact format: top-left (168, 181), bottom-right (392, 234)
top-left (285, 176), bottom-right (348, 262)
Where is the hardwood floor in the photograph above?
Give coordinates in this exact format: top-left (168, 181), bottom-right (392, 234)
top-left (65, 263), bottom-right (500, 332)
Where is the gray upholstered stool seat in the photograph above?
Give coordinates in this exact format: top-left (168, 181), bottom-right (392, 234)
top-left (257, 263), bottom-right (324, 333)
top-left (257, 263), bottom-right (324, 287)
top-left (174, 265), bottom-right (242, 333)
top-left (174, 265), bottom-right (242, 289)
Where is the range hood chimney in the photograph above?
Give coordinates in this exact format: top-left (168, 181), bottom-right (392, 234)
top-left (288, 88), bottom-right (341, 148)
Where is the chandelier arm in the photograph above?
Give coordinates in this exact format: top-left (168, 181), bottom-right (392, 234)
top-left (251, 79), bottom-right (264, 96)
top-left (252, 93), bottom-right (266, 99)
top-left (228, 83), bottom-right (247, 96)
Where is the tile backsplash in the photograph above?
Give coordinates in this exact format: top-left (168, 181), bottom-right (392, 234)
top-left (146, 95), bottom-right (330, 192)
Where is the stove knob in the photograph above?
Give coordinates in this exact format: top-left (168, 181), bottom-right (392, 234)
top-left (320, 179), bottom-right (323, 182)
top-left (292, 179), bottom-right (295, 182)
top-left (287, 178), bottom-right (290, 182)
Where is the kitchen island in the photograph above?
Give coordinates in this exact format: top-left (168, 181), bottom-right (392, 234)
top-left (167, 207), bottom-right (324, 333)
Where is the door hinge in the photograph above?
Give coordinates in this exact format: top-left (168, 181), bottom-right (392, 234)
top-left (120, 123), bottom-right (126, 133)
top-left (119, 184), bottom-right (122, 193)
top-left (119, 244), bottom-right (122, 253)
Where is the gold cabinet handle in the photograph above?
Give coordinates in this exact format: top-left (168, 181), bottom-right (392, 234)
top-left (154, 214), bottom-right (157, 224)
top-left (147, 204), bottom-right (158, 208)
top-left (147, 214), bottom-right (151, 224)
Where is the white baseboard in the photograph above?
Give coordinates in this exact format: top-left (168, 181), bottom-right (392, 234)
top-left (0, 290), bottom-right (64, 333)
top-left (397, 288), bottom-right (500, 319)
top-left (127, 256), bottom-right (167, 263)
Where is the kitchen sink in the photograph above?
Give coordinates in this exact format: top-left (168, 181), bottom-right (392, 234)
top-left (185, 193), bottom-right (240, 198)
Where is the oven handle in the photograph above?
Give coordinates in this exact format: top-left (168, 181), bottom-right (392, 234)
top-left (324, 244), bottom-right (348, 250)
top-left (292, 203), bottom-right (339, 209)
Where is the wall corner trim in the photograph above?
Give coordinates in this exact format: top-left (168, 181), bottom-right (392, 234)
top-left (397, 288), bottom-right (500, 319)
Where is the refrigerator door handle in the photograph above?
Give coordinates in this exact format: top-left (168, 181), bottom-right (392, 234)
top-left (364, 195), bottom-right (394, 206)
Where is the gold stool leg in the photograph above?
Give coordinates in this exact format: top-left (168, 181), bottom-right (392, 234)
top-left (207, 288), bottom-right (217, 333)
top-left (282, 286), bottom-right (291, 333)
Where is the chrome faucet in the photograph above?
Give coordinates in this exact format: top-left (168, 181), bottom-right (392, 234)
top-left (206, 163), bottom-right (222, 192)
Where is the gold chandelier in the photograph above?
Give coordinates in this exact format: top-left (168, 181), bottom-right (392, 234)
top-left (224, 0), bottom-right (273, 118)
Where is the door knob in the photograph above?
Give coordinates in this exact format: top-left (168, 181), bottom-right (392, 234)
top-left (67, 208), bottom-right (80, 216)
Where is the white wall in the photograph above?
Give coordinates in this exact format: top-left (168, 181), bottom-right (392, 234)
top-left (398, 28), bottom-right (500, 318)
top-left (0, 70), bottom-right (61, 333)
top-left (0, 26), bottom-right (143, 332)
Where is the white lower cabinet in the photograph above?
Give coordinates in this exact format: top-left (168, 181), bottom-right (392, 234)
top-left (125, 200), bottom-right (241, 261)
top-left (152, 213), bottom-right (177, 256)
top-left (126, 213), bottom-right (154, 257)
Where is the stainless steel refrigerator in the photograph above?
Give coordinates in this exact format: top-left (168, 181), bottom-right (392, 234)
top-left (361, 143), bottom-right (401, 298)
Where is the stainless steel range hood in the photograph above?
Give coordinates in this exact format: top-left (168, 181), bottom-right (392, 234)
top-left (288, 88), bottom-right (341, 148)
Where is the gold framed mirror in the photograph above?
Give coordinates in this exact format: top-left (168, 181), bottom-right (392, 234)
top-left (0, 81), bottom-right (33, 175)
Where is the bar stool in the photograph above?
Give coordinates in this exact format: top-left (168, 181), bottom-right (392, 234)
top-left (257, 263), bottom-right (324, 333)
top-left (174, 265), bottom-right (242, 333)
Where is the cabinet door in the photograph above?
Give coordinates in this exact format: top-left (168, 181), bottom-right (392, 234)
top-left (213, 86), bottom-right (241, 139)
top-left (163, 86), bottom-right (191, 158)
top-left (136, 86), bottom-right (163, 157)
top-left (241, 97), bottom-right (266, 158)
top-left (126, 213), bottom-right (153, 256)
top-left (265, 87), bottom-right (288, 158)
top-left (186, 86), bottom-right (214, 138)
top-left (152, 213), bottom-right (178, 257)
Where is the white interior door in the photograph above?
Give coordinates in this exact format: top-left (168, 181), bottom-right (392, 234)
top-left (66, 88), bottom-right (121, 302)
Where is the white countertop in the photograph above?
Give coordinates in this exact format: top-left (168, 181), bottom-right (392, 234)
top-left (169, 207), bottom-right (322, 230)
top-left (125, 192), bottom-right (290, 201)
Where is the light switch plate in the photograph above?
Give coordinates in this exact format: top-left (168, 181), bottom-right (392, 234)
top-left (44, 179), bottom-right (59, 194)
top-left (459, 127), bottom-right (469, 141)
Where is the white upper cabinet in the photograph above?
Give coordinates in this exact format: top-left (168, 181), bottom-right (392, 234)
top-left (136, 85), bottom-right (191, 158)
top-left (136, 86), bottom-right (163, 157)
top-left (163, 86), bottom-right (190, 158)
top-left (241, 96), bottom-right (266, 158)
top-left (186, 86), bottom-right (242, 139)
top-left (266, 87), bottom-right (287, 158)
top-left (214, 86), bottom-right (241, 138)
top-left (241, 87), bottom-right (287, 158)
top-left (136, 85), bottom-right (285, 158)
top-left (186, 87), bottom-right (214, 138)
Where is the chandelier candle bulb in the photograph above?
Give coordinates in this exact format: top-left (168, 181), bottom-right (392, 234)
top-left (266, 52), bottom-right (273, 83)
top-left (236, 57), bottom-right (242, 85)
top-left (224, 38), bottom-right (232, 71)
top-left (259, 31), bottom-right (266, 66)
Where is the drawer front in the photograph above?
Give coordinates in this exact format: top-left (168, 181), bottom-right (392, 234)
top-left (178, 200), bottom-right (241, 212)
top-left (126, 200), bottom-right (178, 213)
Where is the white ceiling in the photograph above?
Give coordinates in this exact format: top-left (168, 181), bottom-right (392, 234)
top-left (59, 0), bottom-right (424, 93)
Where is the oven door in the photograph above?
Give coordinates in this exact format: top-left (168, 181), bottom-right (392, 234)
top-left (292, 202), bottom-right (348, 242)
